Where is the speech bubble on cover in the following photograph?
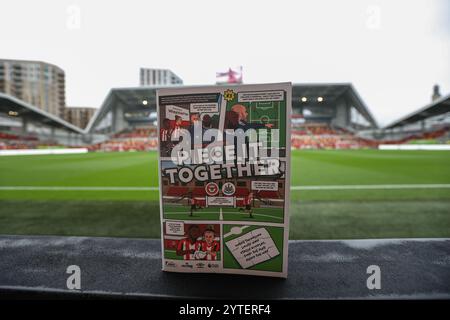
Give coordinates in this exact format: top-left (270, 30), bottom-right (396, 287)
top-left (251, 181), bottom-right (278, 191)
top-left (165, 221), bottom-right (185, 236)
top-left (225, 227), bottom-right (280, 269)
top-left (166, 105), bottom-right (190, 121)
top-left (190, 102), bottom-right (219, 113)
top-left (238, 91), bottom-right (284, 102)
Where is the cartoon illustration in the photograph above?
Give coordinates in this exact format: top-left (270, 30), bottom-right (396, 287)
top-left (200, 225), bottom-right (220, 261)
top-left (176, 224), bottom-right (202, 260)
top-left (160, 118), bottom-right (174, 157)
top-left (223, 225), bottom-right (282, 272)
top-left (239, 191), bottom-right (254, 218)
top-left (166, 223), bottom-right (221, 261)
top-left (231, 104), bottom-right (274, 130)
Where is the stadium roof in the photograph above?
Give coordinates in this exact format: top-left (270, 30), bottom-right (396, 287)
top-left (86, 83), bottom-right (378, 133)
top-left (384, 93), bottom-right (450, 129)
top-left (85, 86), bottom-right (160, 133)
top-left (292, 83), bottom-right (378, 128)
top-left (0, 93), bottom-right (84, 134)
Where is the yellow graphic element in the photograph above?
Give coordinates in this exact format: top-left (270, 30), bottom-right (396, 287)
top-left (223, 89), bottom-right (236, 102)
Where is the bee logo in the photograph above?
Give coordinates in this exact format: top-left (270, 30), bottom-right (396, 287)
top-left (223, 89), bottom-right (236, 102)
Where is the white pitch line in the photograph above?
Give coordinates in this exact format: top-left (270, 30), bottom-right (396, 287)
top-left (0, 186), bottom-right (159, 191)
top-left (291, 184), bottom-right (450, 190)
top-left (0, 184), bottom-right (450, 191)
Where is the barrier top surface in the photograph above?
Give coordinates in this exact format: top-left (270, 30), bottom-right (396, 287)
top-left (0, 235), bottom-right (449, 299)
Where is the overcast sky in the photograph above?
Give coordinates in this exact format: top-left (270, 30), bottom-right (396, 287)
top-left (1, 0), bottom-right (449, 126)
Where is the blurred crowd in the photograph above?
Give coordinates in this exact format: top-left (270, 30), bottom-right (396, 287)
top-left (1, 124), bottom-right (448, 151)
top-left (88, 127), bottom-right (158, 152)
top-left (291, 124), bottom-right (378, 149)
top-left (0, 132), bottom-right (59, 150)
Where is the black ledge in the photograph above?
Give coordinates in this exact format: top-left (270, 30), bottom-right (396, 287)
top-left (0, 235), bottom-right (449, 299)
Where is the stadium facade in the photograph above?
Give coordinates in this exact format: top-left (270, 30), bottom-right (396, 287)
top-left (292, 83), bottom-right (377, 130)
top-left (0, 92), bottom-right (84, 147)
top-left (85, 83), bottom-right (378, 139)
top-left (379, 93), bottom-right (450, 142)
top-left (1, 80), bottom-right (449, 150)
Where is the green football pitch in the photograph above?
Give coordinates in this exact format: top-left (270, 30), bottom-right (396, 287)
top-left (0, 150), bottom-right (449, 239)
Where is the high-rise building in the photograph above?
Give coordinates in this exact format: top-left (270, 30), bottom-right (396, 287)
top-left (0, 59), bottom-right (66, 117)
top-left (64, 106), bottom-right (96, 129)
top-left (139, 68), bottom-right (183, 86)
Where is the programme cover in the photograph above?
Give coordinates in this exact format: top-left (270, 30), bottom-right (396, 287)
top-left (157, 83), bottom-right (291, 277)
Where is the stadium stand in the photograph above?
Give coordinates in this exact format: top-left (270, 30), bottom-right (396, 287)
top-left (290, 123), bottom-right (378, 149)
top-left (2, 118), bottom-right (446, 152)
top-left (0, 92), bottom-right (85, 148)
top-left (2, 84), bottom-right (448, 152)
top-left (112, 127), bottom-right (157, 139)
top-left (381, 125), bottom-right (450, 145)
top-left (1, 122), bottom-right (381, 151)
top-left (0, 130), bottom-right (61, 150)
top-left (378, 92), bottom-right (450, 144)
top-left (87, 127), bottom-right (158, 152)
